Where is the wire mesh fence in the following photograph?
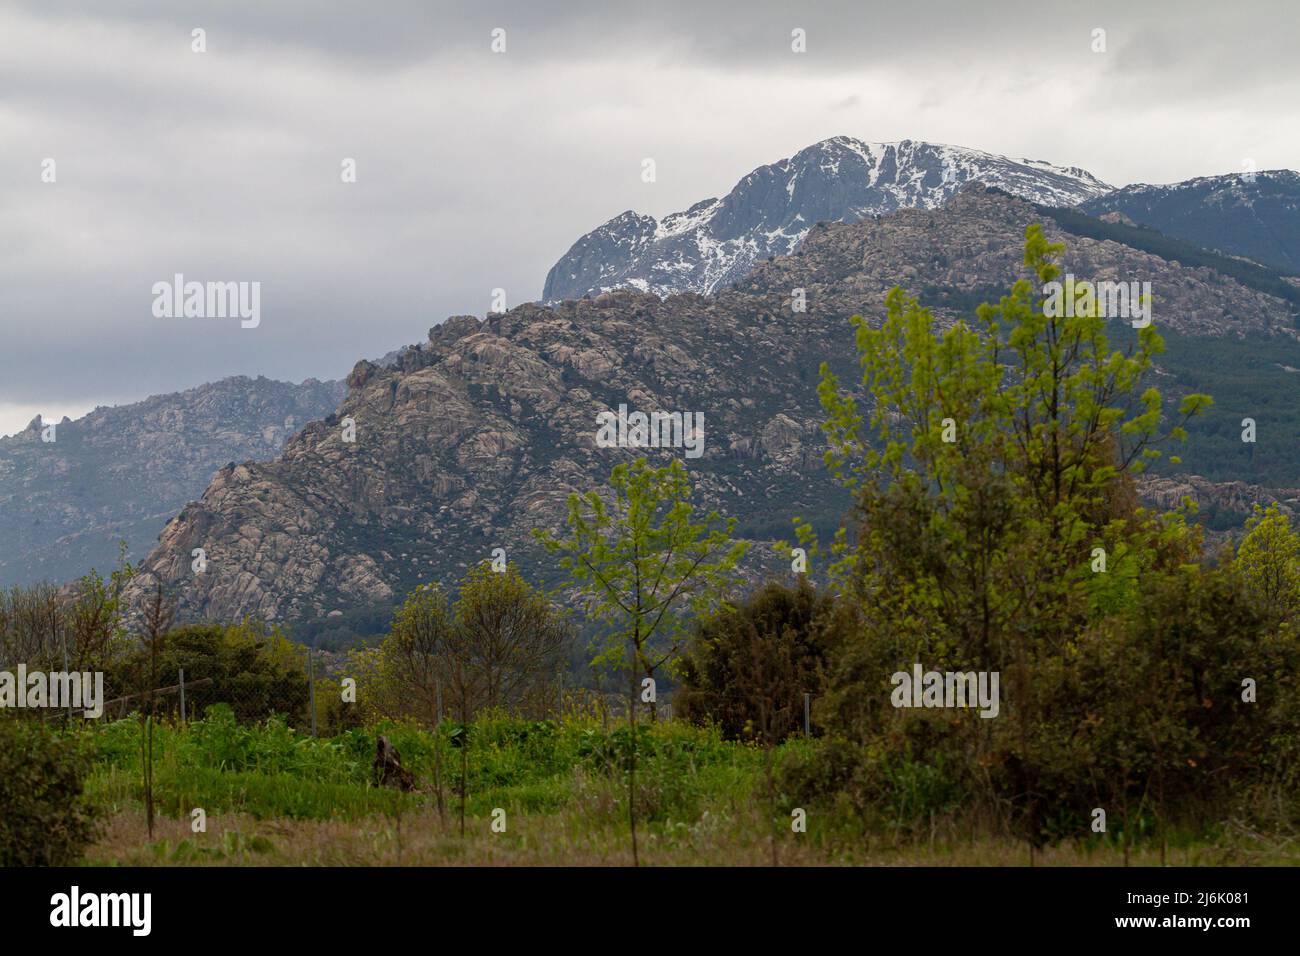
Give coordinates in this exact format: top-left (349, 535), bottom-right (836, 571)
top-left (3, 646), bottom-right (810, 737)
top-left (1, 649), bottom-right (324, 732)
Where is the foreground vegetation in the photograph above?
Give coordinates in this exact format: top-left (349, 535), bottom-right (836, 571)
top-left (54, 710), bottom-right (1300, 866)
top-left (4, 227), bottom-right (1300, 867)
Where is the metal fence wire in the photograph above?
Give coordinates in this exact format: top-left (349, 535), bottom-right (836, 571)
top-left (3, 650), bottom-right (322, 732)
top-left (4, 651), bottom-right (782, 737)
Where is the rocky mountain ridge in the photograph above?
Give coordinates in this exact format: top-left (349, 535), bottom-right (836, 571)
top-left (1080, 170), bottom-right (1300, 274)
top-left (0, 376), bottom-right (346, 587)
top-left (124, 186), bottom-right (1300, 627)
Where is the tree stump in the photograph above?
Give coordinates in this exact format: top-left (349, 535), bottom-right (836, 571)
top-left (373, 735), bottom-right (417, 791)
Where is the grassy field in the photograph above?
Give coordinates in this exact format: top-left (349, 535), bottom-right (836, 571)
top-left (79, 707), bottom-right (1299, 867)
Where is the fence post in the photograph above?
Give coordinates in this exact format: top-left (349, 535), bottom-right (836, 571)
top-left (308, 647), bottom-right (318, 737)
top-left (63, 646), bottom-right (72, 724)
top-left (179, 668), bottom-right (186, 724)
top-left (804, 692), bottom-right (811, 737)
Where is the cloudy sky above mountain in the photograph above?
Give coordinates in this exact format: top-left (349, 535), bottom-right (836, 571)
top-left (2, 0), bottom-right (1297, 436)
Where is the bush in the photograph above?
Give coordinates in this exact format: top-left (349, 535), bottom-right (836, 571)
top-left (676, 579), bottom-right (850, 741)
top-left (0, 720), bottom-right (101, 865)
top-left (111, 620), bottom-right (311, 726)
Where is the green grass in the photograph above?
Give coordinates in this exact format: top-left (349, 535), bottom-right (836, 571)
top-left (84, 704), bottom-right (765, 826)
top-left (76, 706), bottom-right (1299, 865)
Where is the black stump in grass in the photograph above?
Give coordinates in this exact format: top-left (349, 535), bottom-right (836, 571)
top-left (373, 735), bottom-right (417, 792)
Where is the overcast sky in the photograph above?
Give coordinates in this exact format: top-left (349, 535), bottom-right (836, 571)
top-left (2, 0), bottom-right (1297, 436)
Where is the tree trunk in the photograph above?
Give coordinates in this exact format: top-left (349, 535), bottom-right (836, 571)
top-left (765, 735), bottom-right (778, 867)
top-left (431, 697), bottom-right (445, 825)
top-left (459, 693), bottom-right (468, 839)
top-left (628, 662), bottom-right (639, 866)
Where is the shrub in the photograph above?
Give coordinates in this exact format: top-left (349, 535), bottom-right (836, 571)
top-left (0, 720), bottom-right (101, 865)
top-left (676, 579), bottom-right (850, 741)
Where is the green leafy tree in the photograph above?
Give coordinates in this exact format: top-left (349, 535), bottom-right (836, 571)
top-left (0, 542), bottom-right (134, 674)
top-left (375, 582), bottom-right (458, 827)
top-left (125, 618), bottom-right (311, 725)
top-left (360, 564), bottom-right (570, 831)
top-left (66, 541), bottom-right (136, 671)
top-left (678, 578), bottom-right (854, 865)
top-left (536, 456), bottom-right (749, 864)
top-left (383, 582), bottom-right (455, 721)
top-left (1079, 562), bottom-right (1289, 864)
top-left (537, 457), bottom-right (750, 697)
top-left (799, 225), bottom-right (1212, 855)
top-left (1235, 502), bottom-right (1300, 624)
top-left (456, 561), bottom-right (569, 715)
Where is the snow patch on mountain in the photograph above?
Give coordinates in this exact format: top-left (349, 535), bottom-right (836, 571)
top-left (1079, 169), bottom-right (1300, 274)
top-left (542, 137), bottom-right (1113, 301)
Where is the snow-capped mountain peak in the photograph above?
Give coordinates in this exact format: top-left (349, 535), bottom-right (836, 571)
top-left (542, 137), bottom-right (1113, 301)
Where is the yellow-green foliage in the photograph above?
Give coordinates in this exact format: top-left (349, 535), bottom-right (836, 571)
top-left (783, 228), bottom-right (1297, 849)
top-left (1235, 502), bottom-right (1300, 623)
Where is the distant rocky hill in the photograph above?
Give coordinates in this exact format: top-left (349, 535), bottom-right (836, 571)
top-left (125, 186), bottom-right (1300, 628)
top-left (543, 137), bottom-right (1112, 300)
top-left (0, 376), bottom-right (345, 587)
top-left (1079, 170), bottom-right (1300, 274)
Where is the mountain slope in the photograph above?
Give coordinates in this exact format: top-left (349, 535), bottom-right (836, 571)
top-left (125, 186), bottom-right (1299, 628)
top-left (1079, 170), bottom-right (1300, 274)
top-left (542, 137), bottom-right (1112, 300)
top-left (0, 376), bottom-right (346, 587)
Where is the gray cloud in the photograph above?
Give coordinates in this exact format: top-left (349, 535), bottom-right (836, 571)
top-left (1, 0), bottom-right (1297, 435)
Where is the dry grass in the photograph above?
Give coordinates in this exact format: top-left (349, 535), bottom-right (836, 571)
top-left (85, 807), bottom-right (1295, 867)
